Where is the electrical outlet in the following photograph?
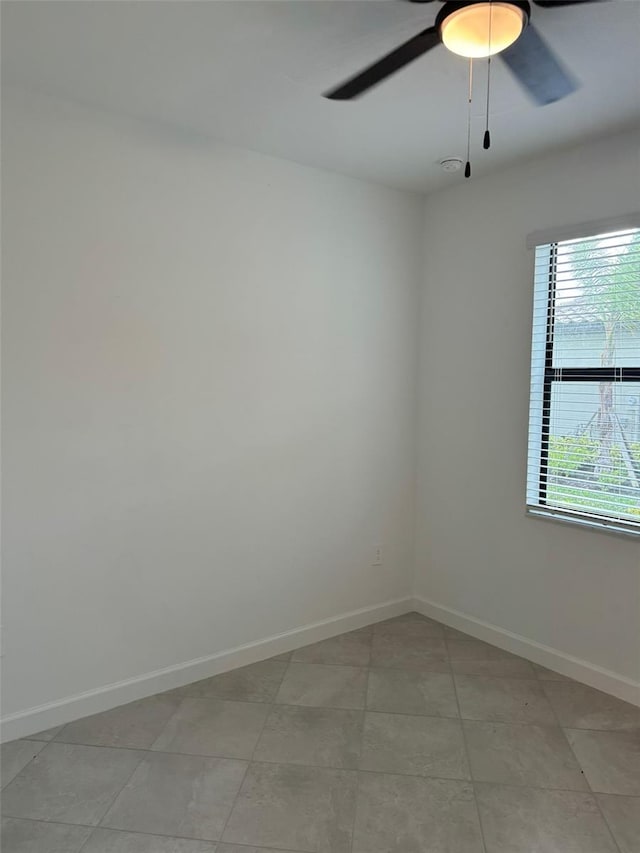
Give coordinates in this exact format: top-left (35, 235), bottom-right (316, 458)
top-left (372, 545), bottom-right (383, 566)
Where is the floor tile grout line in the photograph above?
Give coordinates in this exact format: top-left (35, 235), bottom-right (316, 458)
top-left (444, 631), bottom-right (489, 853)
top-left (216, 654), bottom-right (292, 846)
top-left (19, 731), bottom-right (62, 743)
top-left (545, 681), bottom-right (624, 853)
top-left (217, 841), bottom-right (307, 853)
top-left (47, 703), bottom-right (467, 748)
top-left (169, 660), bottom-right (460, 696)
top-left (558, 724), bottom-right (640, 735)
top-left (214, 728), bottom-right (260, 845)
top-left (466, 777), bottom-right (637, 796)
top-left (87, 696), bottom-right (252, 836)
top-left (22, 740), bottom-right (145, 853)
top-left (6, 706), bottom-right (634, 758)
top-left (10, 700), bottom-right (632, 778)
top-left (2, 815), bottom-right (310, 853)
top-left (76, 821), bottom-right (101, 853)
top-left (576, 776), bottom-right (626, 852)
top-left (348, 651), bottom-right (373, 853)
top-left (288, 658), bottom-right (372, 668)
top-left (4, 756), bottom-right (635, 833)
top-left (157, 648), bottom-right (588, 693)
top-left (452, 672), bottom-right (545, 685)
top-left (40, 691), bottom-right (635, 751)
top-left (4, 768), bottom-right (633, 830)
top-left (92, 746), bottom-right (149, 836)
top-left (2, 815), bottom-right (298, 850)
top-left (2, 810), bottom-right (103, 827)
top-left (3, 736), bottom-right (50, 746)
top-left (45, 702), bottom-right (592, 760)
top-left (29, 693), bottom-right (630, 757)
top-left (145, 688), bottom-right (213, 754)
top-left (44, 697), bottom-right (636, 745)
top-left (0, 739), bottom-right (49, 793)
top-left (1, 764), bottom-right (613, 816)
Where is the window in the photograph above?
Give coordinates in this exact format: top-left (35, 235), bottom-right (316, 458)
top-left (527, 224), bottom-right (640, 535)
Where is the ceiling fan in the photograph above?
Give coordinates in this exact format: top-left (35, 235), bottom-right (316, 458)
top-left (324, 0), bottom-right (604, 106)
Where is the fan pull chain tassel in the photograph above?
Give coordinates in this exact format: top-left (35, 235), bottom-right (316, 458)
top-left (484, 1), bottom-right (493, 150)
top-left (465, 58), bottom-right (473, 179)
top-left (483, 56), bottom-right (491, 150)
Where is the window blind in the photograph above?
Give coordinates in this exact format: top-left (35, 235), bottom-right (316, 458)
top-left (527, 226), bottom-right (640, 535)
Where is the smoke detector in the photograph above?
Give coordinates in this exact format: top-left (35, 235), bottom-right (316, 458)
top-left (440, 157), bottom-right (463, 173)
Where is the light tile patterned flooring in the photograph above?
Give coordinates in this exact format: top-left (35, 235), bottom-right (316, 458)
top-left (2, 612), bottom-right (639, 852)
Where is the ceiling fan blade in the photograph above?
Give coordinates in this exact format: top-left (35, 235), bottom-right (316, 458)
top-left (500, 23), bottom-right (579, 105)
top-left (324, 26), bottom-right (440, 100)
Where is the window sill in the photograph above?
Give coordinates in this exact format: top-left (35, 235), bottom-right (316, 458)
top-left (526, 505), bottom-right (640, 539)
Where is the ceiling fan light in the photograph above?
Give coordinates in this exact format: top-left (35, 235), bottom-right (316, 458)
top-left (440, 2), bottom-right (525, 59)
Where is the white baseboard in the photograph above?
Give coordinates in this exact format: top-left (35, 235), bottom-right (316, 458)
top-left (5, 593), bottom-right (636, 742)
top-left (413, 595), bottom-right (640, 707)
top-left (0, 596), bottom-right (413, 743)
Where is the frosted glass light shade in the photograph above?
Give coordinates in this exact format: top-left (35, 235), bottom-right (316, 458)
top-left (440, 2), bottom-right (525, 59)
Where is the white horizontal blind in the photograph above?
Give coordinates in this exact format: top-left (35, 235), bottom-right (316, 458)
top-left (527, 226), bottom-right (640, 535)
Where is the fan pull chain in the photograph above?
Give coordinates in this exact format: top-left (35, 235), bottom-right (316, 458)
top-left (484, 0), bottom-right (493, 150)
top-left (484, 56), bottom-right (492, 149)
top-left (465, 57), bottom-right (473, 178)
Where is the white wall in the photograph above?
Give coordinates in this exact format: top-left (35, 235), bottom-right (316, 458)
top-left (1, 88), bottom-right (422, 723)
top-left (3, 87), bottom-right (638, 734)
top-left (415, 129), bottom-right (640, 686)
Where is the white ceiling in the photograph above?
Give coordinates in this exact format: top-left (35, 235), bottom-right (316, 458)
top-left (2, 0), bottom-right (639, 192)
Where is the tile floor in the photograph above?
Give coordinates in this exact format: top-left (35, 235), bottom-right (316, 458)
top-left (2, 612), bottom-right (639, 852)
